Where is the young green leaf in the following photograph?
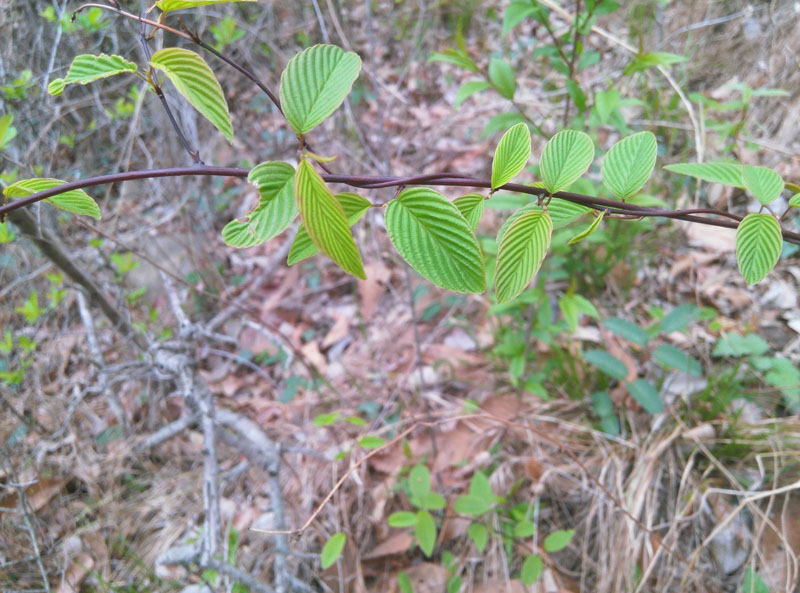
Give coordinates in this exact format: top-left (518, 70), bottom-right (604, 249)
top-left (602, 317), bottom-right (650, 347)
top-left (624, 51), bottom-right (686, 74)
top-left (594, 88), bottom-right (620, 125)
top-left (155, 0), bottom-right (256, 13)
top-left (312, 413), bottom-right (340, 427)
top-left (601, 131), bottom-right (657, 200)
top-left (295, 161), bottom-right (366, 279)
top-left (514, 520), bottom-right (535, 538)
top-left (540, 130), bottom-right (595, 194)
top-left (358, 435), bottom-right (386, 449)
top-left (584, 349), bottom-right (627, 380)
top-left (543, 529), bottom-right (574, 553)
top-left (415, 510), bottom-right (436, 557)
top-left (47, 54), bottom-right (137, 96)
top-left (280, 44), bottom-right (361, 135)
top-left (467, 523), bottom-right (488, 552)
top-left (0, 113), bottom-right (16, 150)
top-left (388, 512), bottom-right (419, 527)
top-left (742, 165), bottom-right (784, 205)
top-left (288, 192), bottom-right (370, 264)
top-left (222, 161), bottom-right (296, 248)
top-left (418, 492), bottom-right (447, 510)
top-left (320, 532), bottom-right (346, 569)
top-left (488, 57), bottom-right (516, 99)
top-left (789, 194), bottom-right (800, 209)
top-left (150, 48), bottom-right (233, 141)
top-left (468, 471), bottom-right (494, 503)
top-left (385, 187), bottom-right (485, 293)
top-left (397, 572), bottom-right (414, 593)
top-left (4, 178), bottom-right (100, 219)
top-left (454, 81), bottom-right (492, 108)
top-left (567, 210), bottom-right (605, 244)
top-left (428, 49), bottom-right (480, 73)
top-left (627, 379), bottom-right (663, 413)
top-left (454, 494), bottom-right (490, 516)
top-left (494, 210), bottom-right (552, 303)
top-left (736, 213), bottom-right (782, 285)
top-left (453, 193), bottom-right (484, 231)
top-left (491, 122), bottom-right (531, 190)
top-left (503, 2), bottom-right (543, 34)
top-left (663, 161), bottom-right (744, 187)
top-left (409, 464), bottom-right (431, 502)
top-left (652, 344), bottom-right (701, 376)
top-left (520, 554), bottom-right (543, 586)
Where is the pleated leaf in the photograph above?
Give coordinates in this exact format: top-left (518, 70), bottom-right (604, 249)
top-left (385, 187), bottom-right (485, 293)
top-left (496, 198), bottom-right (589, 243)
top-left (4, 178), bottom-right (100, 219)
top-left (492, 122), bottom-right (531, 190)
top-left (295, 160), bottom-right (365, 278)
top-left (601, 131), bottom-right (657, 200)
top-left (155, 0), bottom-right (256, 13)
top-left (288, 192), bottom-right (370, 264)
top-left (663, 161), bottom-right (744, 187)
top-left (453, 193), bottom-right (484, 231)
top-left (48, 54), bottom-right (137, 96)
top-left (567, 209), bottom-right (605, 244)
top-left (540, 130), bottom-right (595, 194)
top-left (742, 165), bottom-right (783, 205)
top-left (150, 48), bottom-right (233, 141)
top-left (222, 162), bottom-right (296, 248)
top-left (494, 210), bottom-right (552, 303)
top-left (280, 44), bottom-right (361, 135)
top-left (789, 193), bottom-right (800, 209)
top-left (735, 213), bottom-right (782, 285)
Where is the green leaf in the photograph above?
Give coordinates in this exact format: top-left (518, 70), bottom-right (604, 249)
top-left (295, 160), bottom-right (365, 279)
top-left (409, 464), bottom-right (431, 501)
top-left (567, 209), bottom-right (605, 244)
top-left (543, 529), bottom-right (574, 552)
top-left (540, 130), bottom-right (595, 194)
top-left (279, 44), bottom-right (361, 135)
top-left (624, 51), bottom-right (686, 74)
top-left (414, 510), bottom-right (436, 557)
top-left (397, 572), bottom-right (414, 593)
top-left (652, 344), bottom-right (701, 376)
top-left (358, 435), bottom-right (386, 449)
top-left (492, 122), bottom-right (531, 190)
top-left (418, 492), bottom-right (447, 510)
top-left (659, 304), bottom-right (700, 333)
top-left (602, 317), bottom-right (649, 347)
top-left (547, 198), bottom-right (592, 227)
top-left (663, 161), bottom-right (744, 187)
top-left (150, 48), bottom-right (233, 141)
top-left (385, 187), bottom-right (485, 293)
top-left (565, 80), bottom-right (586, 112)
top-left (788, 193), bottom-right (800, 209)
top-left (388, 511), bottom-right (419, 527)
top-left (503, 2), bottom-right (541, 34)
top-left (3, 178), bottom-right (101, 219)
top-left (520, 554), bottom-right (543, 586)
top-left (742, 165), bottom-right (784, 205)
top-left (222, 162), bottom-right (296, 248)
top-left (494, 211), bottom-right (552, 303)
top-left (454, 81), bottom-right (492, 108)
top-left (47, 54), bottom-right (137, 96)
top-left (602, 131), bottom-right (657, 200)
top-left (0, 113), bottom-right (16, 150)
top-left (483, 112), bottom-right (527, 137)
top-left (320, 532), bottom-right (346, 569)
top-left (428, 49), bottom-right (479, 73)
top-left (591, 391), bottom-right (614, 417)
top-left (467, 523), bottom-right (488, 552)
top-left (453, 194), bottom-right (484, 231)
top-left (742, 567), bottom-right (770, 593)
top-left (469, 471), bottom-right (494, 502)
top-left (736, 213), bottom-right (782, 285)
top-left (514, 520), bottom-right (535, 538)
top-left (313, 413), bottom-right (340, 426)
top-left (712, 333), bottom-right (770, 357)
top-left (627, 379), bottom-right (663, 413)
top-left (454, 494), bottom-right (490, 516)
top-left (288, 192), bottom-right (370, 264)
top-left (594, 88), bottom-right (620, 125)
top-left (155, 0), bottom-right (256, 13)
top-left (584, 349), bottom-right (627, 380)
top-left (488, 57), bottom-right (516, 99)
